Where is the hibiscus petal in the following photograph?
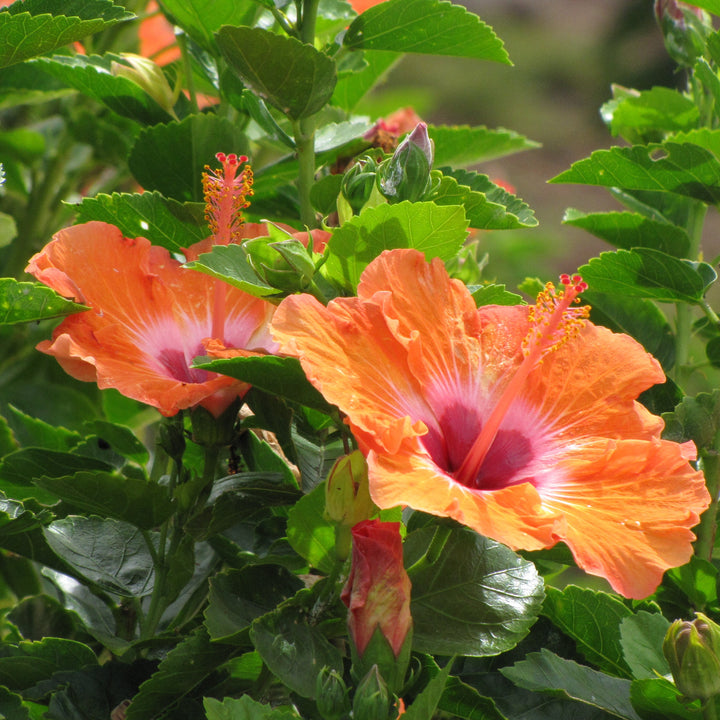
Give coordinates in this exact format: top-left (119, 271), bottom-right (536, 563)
top-left (542, 437), bottom-right (709, 598)
top-left (273, 291), bottom-right (432, 454)
top-left (27, 222), bottom-right (276, 416)
top-left (369, 441), bottom-right (558, 549)
top-left (526, 322), bottom-right (665, 441)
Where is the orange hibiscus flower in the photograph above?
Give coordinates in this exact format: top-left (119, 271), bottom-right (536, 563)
top-left (272, 249), bottom-right (710, 599)
top-left (26, 222), bottom-right (277, 417)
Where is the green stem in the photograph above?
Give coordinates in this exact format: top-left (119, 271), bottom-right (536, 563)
top-left (695, 452), bottom-right (720, 565)
top-left (293, 0), bottom-right (321, 229)
top-left (177, 33), bottom-right (198, 114)
top-left (703, 697), bottom-right (719, 720)
top-left (674, 200), bottom-right (707, 387)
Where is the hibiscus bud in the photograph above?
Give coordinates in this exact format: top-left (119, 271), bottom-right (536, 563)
top-left (315, 667), bottom-right (350, 720)
top-left (341, 156), bottom-right (380, 215)
top-left (158, 415), bottom-right (185, 462)
top-left (352, 665), bottom-right (392, 720)
top-left (654, 0), bottom-right (711, 67)
top-left (342, 520), bottom-right (412, 692)
top-left (190, 397), bottom-right (241, 448)
top-left (664, 613), bottom-right (720, 702)
top-left (378, 122), bottom-right (434, 203)
top-left (111, 53), bottom-right (176, 114)
top-left (325, 451), bottom-right (376, 528)
top-left (244, 237), bottom-right (315, 292)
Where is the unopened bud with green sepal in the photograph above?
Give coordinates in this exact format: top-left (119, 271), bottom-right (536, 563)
top-left (352, 665), bottom-right (392, 720)
top-left (315, 667), bottom-right (350, 720)
top-left (378, 122), bottom-right (434, 203)
top-left (244, 236), bottom-right (316, 292)
top-left (663, 612), bottom-right (720, 702)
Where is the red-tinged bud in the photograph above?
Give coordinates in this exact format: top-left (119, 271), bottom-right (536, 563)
top-left (342, 520), bottom-right (412, 692)
top-left (654, 0), bottom-right (712, 67)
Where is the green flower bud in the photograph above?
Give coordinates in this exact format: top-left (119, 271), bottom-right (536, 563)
top-left (324, 451), bottom-right (375, 528)
top-left (341, 156), bottom-right (380, 215)
top-left (157, 414), bottom-right (186, 462)
top-left (190, 397), bottom-right (240, 448)
top-left (352, 665), bottom-right (392, 720)
top-left (244, 237), bottom-right (316, 292)
top-left (111, 53), bottom-right (176, 114)
top-left (378, 122), bottom-right (434, 203)
top-left (315, 667), bottom-right (350, 720)
top-left (664, 612), bottom-right (720, 702)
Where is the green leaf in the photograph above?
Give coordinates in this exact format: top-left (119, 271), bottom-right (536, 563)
top-left (403, 658), bottom-right (453, 720)
top-left (0, 637), bottom-right (97, 692)
top-left (583, 290), bottom-right (675, 371)
top-left (4, 404), bottom-right (80, 452)
top-left (470, 284), bottom-right (524, 306)
top-left (73, 192), bottom-right (207, 253)
top-left (250, 593), bottom-right (344, 699)
top-left (579, 248), bottom-right (716, 304)
top-left (184, 243), bottom-right (277, 297)
top-left (159, 0), bottom-right (257, 53)
top-left (217, 26), bottom-right (337, 120)
top-left (563, 209), bottom-right (690, 257)
top-left (82, 419), bottom-right (149, 464)
top-left (204, 695), bottom-right (300, 720)
top-left (502, 649), bottom-right (642, 720)
top-left (662, 390), bottom-right (720, 452)
top-left (669, 127), bottom-right (720, 159)
top-left (324, 200), bottom-right (467, 291)
top-left (619, 612), bottom-right (671, 680)
top-left (666, 556), bottom-right (719, 614)
top-left (606, 86), bottom-right (699, 143)
top-left (331, 49), bottom-right (399, 111)
top-left (194, 355), bottom-right (332, 412)
top-left (35, 471), bottom-right (173, 530)
top-left (343, 0), bottom-right (510, 63)
top-left (431, 170), bottom-right (537, 229)
top-left (32, 54), bottom-right (172, 124)
top-left (128, 114), bottom-right (249, 202)
top-left (406, 525), bottom-right (544, 656)
top-left (204, 566), bottom-right (303, 642)
top-left (630, 677), bottom-right (703, 720)
top-left (551, 143), bottom-right (720, 204)
top-left (43, 517), bottom-right (155, 596)
top-left (127, 627), bottom-right (236, 720)
top-left (0, 448), bottom-right (113, 504)
top-left (542, 585), bottom-right (632, 677)
top-left (430, 124), bottom-right (539, 167)
top-left (42, 568), bottom-right (121, 649)
top-left (286, 482), bottom-right (335, 574)
top-left (693, 0), bottom-right (720, 14)
top-left (185, 471), bottom-right (300, 540)
top-left (0, 278), bottom-right (86, 325)
top-left (0, 0), bottom-right (133, 69)
top-left (0, 687), bottom-right (30, 720)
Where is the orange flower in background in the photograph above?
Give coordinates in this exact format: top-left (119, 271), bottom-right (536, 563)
top-left (26, 222), bottom-right (277, 417)
top-left (351, 0), bottom-right (388, 12)
top-left (273, 249), bottom-right (710, 599)
top-left (139, 1), bottom-right (180, 66)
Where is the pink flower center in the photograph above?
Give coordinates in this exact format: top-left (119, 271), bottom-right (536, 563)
top-left (447, 275), bottom-right (589, 491)
top-left (156, 345), bottom-right (211, 384)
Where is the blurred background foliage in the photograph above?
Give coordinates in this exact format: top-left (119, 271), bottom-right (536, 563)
top-left (358, 0), bottom-right (692, 284)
